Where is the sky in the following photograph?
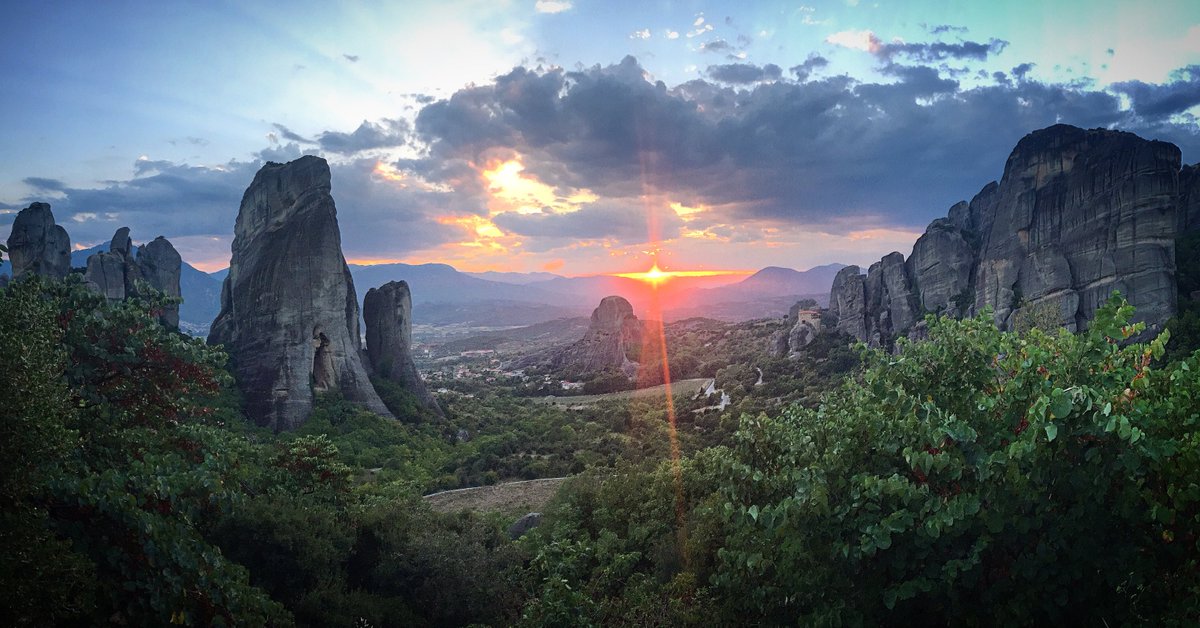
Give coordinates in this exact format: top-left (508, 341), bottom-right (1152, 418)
top-left (2, 0), bottom-right (1199, 275)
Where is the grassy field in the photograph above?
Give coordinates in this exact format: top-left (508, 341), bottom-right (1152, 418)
top-left (424, 477), bottom-right (568, 515)
top-left (534, 377), bottom-right (711, 406)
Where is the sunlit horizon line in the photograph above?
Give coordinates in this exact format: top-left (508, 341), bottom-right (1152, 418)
top-left (341, 257), bottom-right (755, 278)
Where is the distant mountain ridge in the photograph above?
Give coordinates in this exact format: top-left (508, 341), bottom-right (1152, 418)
top-left (7, 253), bottom-right (851, 331)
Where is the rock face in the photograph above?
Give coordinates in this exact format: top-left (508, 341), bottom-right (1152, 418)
top-left (552, 295), bottom-right (643, 378)
top-left (828, 265), bottom-right (867, 340)
top-left (208, 156), bottom-right (392, 431)
top-left (771, 301), bottom-right (824, 356)
top-left (6, 202), bottom-right (70, 280)
top-left (137, 237), bottom-right (183, 329)
top-left (830, 124), bottom-right (1198, 347)
top-left (82, 228), bottom-right (182, 329)
top-left (363, 280), bottom-right (442, 416)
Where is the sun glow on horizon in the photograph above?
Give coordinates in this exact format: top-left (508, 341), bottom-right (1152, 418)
top-left (613, 263), bottom-right (751, 286)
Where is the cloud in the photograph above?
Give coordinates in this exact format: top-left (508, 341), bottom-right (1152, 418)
top-left (492, 199), bottom-right (683, 246)
top-left (706, 63), bottom-right (783, 84)
top-left (700, 39), bottom-right (732, 53)
top-left (1111, 65), bottom-right (1200, 120)
top-left (316, 118), bottom-right (410, 154)
top-left (534, 0), bottom-right (572, 14)
top-left (343, 53), bottom-right (360, 62)
top-left (826, 30), bottom-right (1007, 63)
top-left (790, 53), bottom-right (829, 81)
top-left (877, 38), bottom-right (1008, 62)
top-left (927, 24), bottom-right (969, 35)
top-left (630, 29), bottom-right (650, 40)
top-left (826, 29), bottom-right (882, 53)
top-left (23, 177), bottom-right (68, 193)
top-left (271, 123), bottom-right (313, 144)
top-left (410, 55), bottom-right (1200, 244)
top-left (8, 54), bottom-right (1200, 275)
top-left (665, 30), bottom-right (680, 40)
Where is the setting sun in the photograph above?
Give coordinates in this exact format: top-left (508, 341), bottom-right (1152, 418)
top-left (614, 264), bottom-right (751, 286)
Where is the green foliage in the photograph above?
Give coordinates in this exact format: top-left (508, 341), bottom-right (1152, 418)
top-left (714, 297), bottom-right (1200, 624)
top-left (0, 275), bottom-right (287, 626)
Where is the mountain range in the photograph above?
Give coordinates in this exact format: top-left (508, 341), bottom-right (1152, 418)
top-left (3, 247), bottom-right (843, 334)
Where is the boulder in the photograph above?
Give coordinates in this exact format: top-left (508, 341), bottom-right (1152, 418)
top-left (507, 512), bottom-right (543, 539)
top-left (208, 156), bottom-right (392, 431)
top-left (363, 280), bottom-right (442, 416)
top-left (5, 202), bottom-right (70, 280)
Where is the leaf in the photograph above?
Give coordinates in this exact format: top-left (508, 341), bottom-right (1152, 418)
top-left (1044, 423), bottom-right (1058, 442)
top-left (1049, 388), bottom-right (1072, 419)
top-left (748, 504), bottom-right (759, 522)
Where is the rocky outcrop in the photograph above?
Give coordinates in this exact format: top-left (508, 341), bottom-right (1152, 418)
top-left (5, 202), bottom-right (70, 280)
top-left (907, 215), bottom-right (976, 316)
top-left (137, 237), bottom-right (183, 329)
top-left (828, 265), bottom-right (867, 340)
top-left (82, 228), bottom-right (182, 329)
top-left (551, 295), bottom-right (643, 378)
top-left (208, 156), bottom-right (392, 431)
top-left (830, 124), bottom-right (1199, 346)
top-left (771, 301), bottom-right (824, 356)
top-left (1181, 164), bottom-right (1200, 235)
top-left (364, 280), bottom-right (442, 416)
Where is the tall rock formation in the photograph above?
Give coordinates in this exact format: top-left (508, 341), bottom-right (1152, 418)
top-left (137, 237), bottom-right (183, 329)
top-left (83, 228), bottom-right (182, 329)
top-left (6, 202), bottom-right (70, 280)
top-left (363, 280), bottom-right (442, 416)
top-left (830, 124), bottom-right (1198, 347)
top-left (828, 265), bottom-right (867, 340)
top-left (551, 295), bottom-right (643, 378)
top-left (208, 156), bottom-right (392, 431)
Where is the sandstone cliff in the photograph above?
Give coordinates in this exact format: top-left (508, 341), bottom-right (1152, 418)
top-left (551, 295), bottom-right (643, 378)
top-left (83, 228), bottom-right (183, 329)
top-left (830, 125), bottom-right (1197, 346)
top-left (209, 156), bottom-right (392, 430)
top-left (6, 202), bottom-right (70, 280)
top-left (364, 280), bottom-right (442, 416)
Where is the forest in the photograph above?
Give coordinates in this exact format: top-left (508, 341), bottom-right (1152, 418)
top-left (3, 255), bottom-right (1200, 626)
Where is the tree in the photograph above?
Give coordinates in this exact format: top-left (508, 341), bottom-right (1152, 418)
top-left (715, 298), bottom-right (1200, 625)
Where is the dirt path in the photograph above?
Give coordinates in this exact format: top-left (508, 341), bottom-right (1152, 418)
top-left (423, 477), bottom-right (569, 514)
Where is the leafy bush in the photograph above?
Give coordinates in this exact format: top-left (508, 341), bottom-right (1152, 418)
top-left (715, 298), bottom-right (1200, 625)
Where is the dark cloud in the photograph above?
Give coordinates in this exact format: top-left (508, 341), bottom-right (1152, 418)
top-left (927, 24), bottom-right (969, 35)
top-left (876, 38), bottom-right (1008, 63)
top-left (1111, 65), bottom-right (1200, 121)
top-left (316, 118), bottom-right (410, 154)
top-left (23, 177), bottom-right (67, 192)
top-left (1011, 63), bottom-right (1035, 80)
top-left (343, 54), bottom-right (360, 62)
top-left (700, 39), bottom-right (731, 53)
top-left (271, 123), bottom-right (313, 143)
top-left (706, 63), bottom-right (783, 84)
top-left (790, 54), bottom-right (829, 80)
top-left (8, 54), bottom-right (1200, 267)
top-left (412, 56), bottom-right (1200, 236)
top-left (492, 200), bottom-right (682, 246)
top-left (4, 153), bottom-right (460, 264)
